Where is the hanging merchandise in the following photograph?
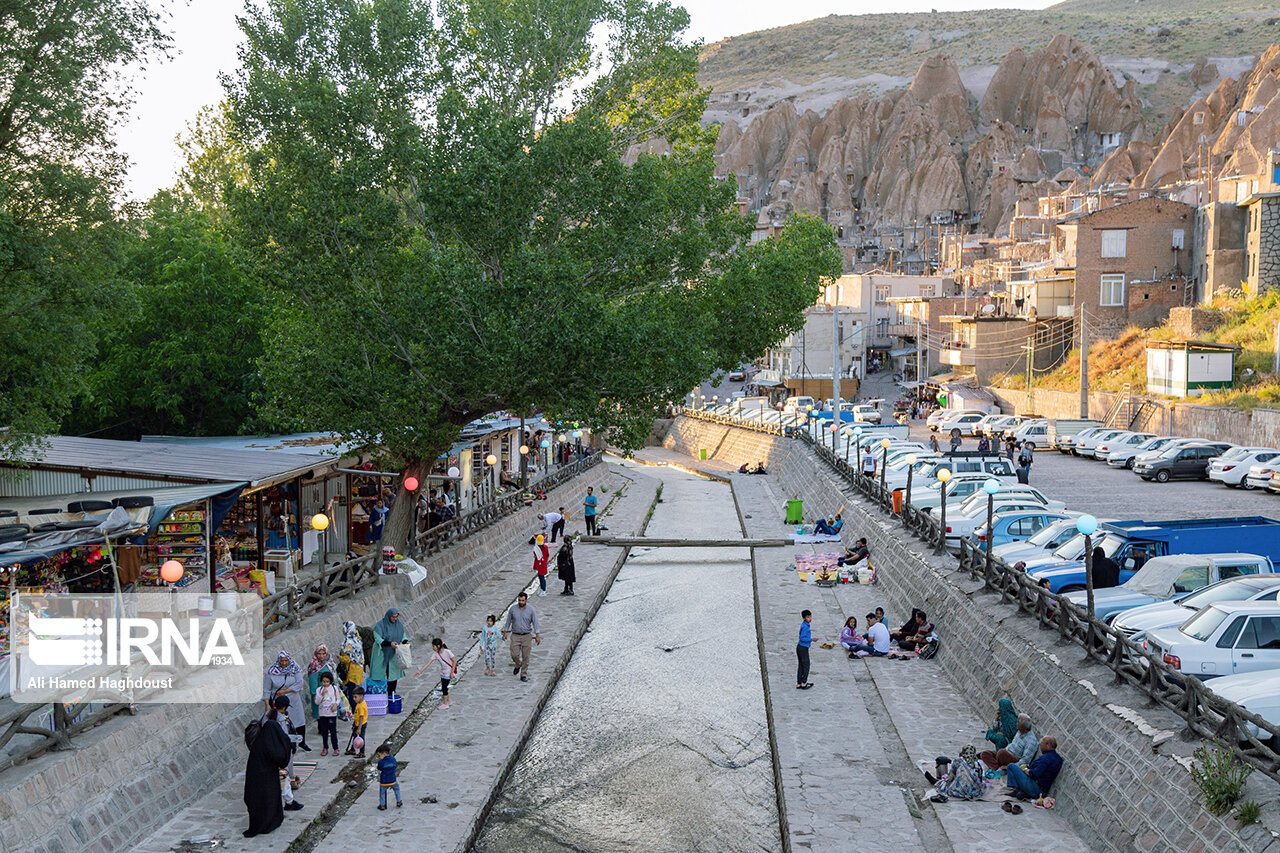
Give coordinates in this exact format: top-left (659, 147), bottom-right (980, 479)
top-left (381, 545), bottom-right (398, 574)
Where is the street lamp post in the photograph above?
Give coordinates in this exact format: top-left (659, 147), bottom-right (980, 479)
top-left (879, 437), bottom-right (891, 496)
top-left (1077, 514), bottom-right (1100, 624)
top-left (829, 423), bottom-right (838, 453)
top-left (844, 428), bottom-right (853, 465)
top-left (902, 454), bottom-right (917, 526)
top-left (982, 478), bottom-right (1001, 584)
top-left (935, 467), bottom-right (952, 554)
top-left (853, 427), bottom-right (864, 478)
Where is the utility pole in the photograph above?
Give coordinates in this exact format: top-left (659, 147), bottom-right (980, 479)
top-left (832, 304), bottom-right (841, 411)
top-left (915, 318), bottom-right (923, 384)
top-left (1079, 304), bottom-right (1089, 418)
top-left (1024, 338), bottom-right (1034, 393)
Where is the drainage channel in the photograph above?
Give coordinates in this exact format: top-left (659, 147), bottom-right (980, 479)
top-left (472, 468), bottom-right (780, 853)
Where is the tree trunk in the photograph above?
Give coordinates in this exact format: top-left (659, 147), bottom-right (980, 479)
top-left (381, 457), bottom-right (429, 555)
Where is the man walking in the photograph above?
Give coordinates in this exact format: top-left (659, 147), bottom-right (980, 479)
top-left (583, 487), bottom-right (599, 536)
top-left (502, 592), bottom-right (541, 682)
top-left (797, 610), bottom-right (814, 689)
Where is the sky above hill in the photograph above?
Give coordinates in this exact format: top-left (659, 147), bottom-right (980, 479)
top-left (120, 0), bottom-right (1055, 199)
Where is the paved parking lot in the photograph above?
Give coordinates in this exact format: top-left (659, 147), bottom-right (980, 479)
top-left (907, 423), bottom-right (1280, 522)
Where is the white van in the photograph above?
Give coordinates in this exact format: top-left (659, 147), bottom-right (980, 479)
top-left (782, 396), bottom-right (815, 415)
top-left (1011, 419), bottom-right (1050, 445)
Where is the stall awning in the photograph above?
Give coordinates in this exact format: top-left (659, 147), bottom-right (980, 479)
top-left (0, 482), bottom-right (247, 558)
top-left (888, 347), bottom-right (916, 358)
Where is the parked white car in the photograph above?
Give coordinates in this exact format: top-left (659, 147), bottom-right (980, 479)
top-left (1210, 449), bottom-right (1280, 488)
top-left (1091, 431), bottom-right (1156, 460)
top-left (930, 409), bottom-right (986, 432)
top-left (1146, 601), bottom-right (1280, 680)
top-left (1074, 428), bottom-right (1127, 458)
top-left (938, 411), bottom-right (989, 434)
top-left (1244, 460), bottom-right (1280, 490)
top-left (1129, 437), bottom-right (1202, 468)
top-left (992, 516), bottom-right (1088, 564)
top-left (1113, 574), bottom-right (1280, 642)
top-left (916, 481), bottom-right (1064, 517)
top-left (1105, 435), bottom-right (1184, 469)
top-left (1207, 670), bottom-right (1280, 742)
top-left (1010, 419), bottom-right (1050, 446)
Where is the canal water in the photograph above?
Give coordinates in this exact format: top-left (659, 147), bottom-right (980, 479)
top-left (474, 469), bottom-right (780, 852)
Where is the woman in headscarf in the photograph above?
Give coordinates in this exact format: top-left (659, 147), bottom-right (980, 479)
top-left (305, 643), bottom-right (335, 718)
top-left (263, 650), bottom-right (310, 751)
top-left (985, 697), bottom-right (1019, 750)
top-left (370, 607), bottom-right (407, 695)
top-left (556, 539), bottom-right (576, 596)
top-left (338, 621), bottom-right (366, 706)
top-left (243, 696), bottom-right (293, 837)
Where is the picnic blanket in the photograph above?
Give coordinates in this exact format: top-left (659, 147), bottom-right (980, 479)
top-left (791, 533), bottom-right (842, 543)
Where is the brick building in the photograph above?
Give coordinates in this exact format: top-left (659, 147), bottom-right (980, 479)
top-left (1059, 197), bottom-right (1196, 339)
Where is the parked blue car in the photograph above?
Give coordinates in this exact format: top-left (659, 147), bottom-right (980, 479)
top-left (971, 510), bottom-right (1073, 552)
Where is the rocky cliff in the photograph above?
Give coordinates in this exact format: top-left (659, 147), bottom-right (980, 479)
top-left (714, 36), bottom-right (1147, 236)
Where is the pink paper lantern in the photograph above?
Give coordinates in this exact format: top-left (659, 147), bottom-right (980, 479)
top-left (403, 477), bottom-right (419, 491)
top-left (160, 560), bottom-right (184, 583)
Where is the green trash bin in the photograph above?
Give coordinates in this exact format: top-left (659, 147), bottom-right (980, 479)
top-left (785, 499), bottom-right (804, 525)
top-left (699, 448), bottom-right (709, 460)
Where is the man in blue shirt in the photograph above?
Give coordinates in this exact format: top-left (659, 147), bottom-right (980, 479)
top-left (1004, 735), bottom-right (1063, 800)
top-left (583, 487), bottom-right (599, 536)
top-left (797, 610), bottom-right (813, 689)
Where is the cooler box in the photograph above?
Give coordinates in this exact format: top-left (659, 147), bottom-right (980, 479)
top-left (785, 499), bottom-right (804, 524)
top-left (365, 695), bottom-right (389, 716)
top-left (387, 694), bottom-right (403, 714)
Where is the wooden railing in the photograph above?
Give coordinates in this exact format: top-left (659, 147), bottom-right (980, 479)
top-left (0, 699), bottom-right (133, 775)
top-left (797, 421), bottom-right (1280, 782)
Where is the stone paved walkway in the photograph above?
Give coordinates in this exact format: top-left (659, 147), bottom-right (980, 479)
top-left (132, 462), bottom-right (658, 853)
top-left (635, 447), bottom-right (1089, 852)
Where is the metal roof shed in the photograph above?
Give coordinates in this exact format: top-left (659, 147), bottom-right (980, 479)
top-left (0, 435), bottom-right (338, 497)
top-left (1145, 340), bottom-right (1237, 398)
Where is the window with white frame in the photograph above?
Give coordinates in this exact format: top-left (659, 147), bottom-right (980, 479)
top-left (919, 283), bottom-right (936, 297)
top-left (1100, 274), bottom-right (1125, 307)
top-left (874, 285), bottom-right (890, 303)
top-left (1100, 229), bottom-right (1127, 258)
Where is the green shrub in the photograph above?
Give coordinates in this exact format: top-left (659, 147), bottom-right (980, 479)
top-left (1236, 799), bottom-right (1261, 824)
top-left (1191, 743), bottom-right (1253, 816)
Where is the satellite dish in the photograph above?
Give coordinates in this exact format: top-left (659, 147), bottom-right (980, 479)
top-left (981, 304), bottom-right (996, 315)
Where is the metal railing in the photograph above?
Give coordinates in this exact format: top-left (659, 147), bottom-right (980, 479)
top-left (793, 419), bottom-right (1280, 782)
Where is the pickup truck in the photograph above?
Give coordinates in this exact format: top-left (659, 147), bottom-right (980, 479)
top-left (1047, 419), bottom-right (1103, 451)
top-left (1030, 517), bottom-right (1280, 594)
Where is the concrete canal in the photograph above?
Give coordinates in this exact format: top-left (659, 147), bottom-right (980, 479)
top-left (474, 468), bottom-right (780, 852)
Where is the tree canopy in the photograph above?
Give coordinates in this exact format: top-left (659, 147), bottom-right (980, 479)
top-left (226, 0), bottom-right (840, 478)
top-left (0, 0), bottom-right (169, 455)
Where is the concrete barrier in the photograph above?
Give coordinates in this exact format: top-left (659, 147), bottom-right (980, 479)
top-left (0, 464), bottom-right (614, 853)
top-left (664, 416), bottom-right (1269, 853)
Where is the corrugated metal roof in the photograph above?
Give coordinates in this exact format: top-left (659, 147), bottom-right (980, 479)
top-left (1, 435), bottom-right (336, 488)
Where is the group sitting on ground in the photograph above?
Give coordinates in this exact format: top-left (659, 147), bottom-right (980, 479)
top-left (982, 698), bottom-right (1064, 806)
top-left (841, 610), bottom-right (891, 658)
top-left (890, 609), bottom-right (934, 652)
top-left (738, 461), bottom-right (768, 474)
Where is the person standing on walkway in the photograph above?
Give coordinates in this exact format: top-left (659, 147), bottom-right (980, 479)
top-left (797, 610), bottom-right (813, 689)
top-left (503, 592), bottom-right (541, 682)
top-left (367, 498), bottom-right (390, 544)
top-left (414, 638), bottom-right (458, 709)
top-left (860, 452), bottom-right (876, 479)
top-left (338, 620), bottom-right (366, 706)
top-left (375, 744), bottom-right (403, 810)
top-left (481, 614), bottom-right (500, 676)
top-left (370, 608), bottom-right (407, 696)
top-left (306, 643), bottom-right (335, 718)
top-left (243, 696), bottom-right (295, 837)
top-left (530, 535), bottom-right (550, 596)
top-left (263, 650), bottom-right (310, 752)
top-left (557, 539), bottom-right (576, 596)
top-left (583, 487), bottom-right (599, 536)
top-left (313, 672), bottom-right (341, 756)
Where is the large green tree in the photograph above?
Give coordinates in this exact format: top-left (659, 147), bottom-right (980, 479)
top-left (0, 0), bottom-right (169, 455)
top-left (64, 195), bottom-right (266, 438)
top-left (226, 0), bottom-right (840, 544)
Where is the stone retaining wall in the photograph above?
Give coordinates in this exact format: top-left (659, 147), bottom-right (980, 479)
top-left (665, 417), bottom-right (1269, 853)
top-left (662, 418), bottom-right (793, 472)
top-left (0, 464), bottom-right (613, 853)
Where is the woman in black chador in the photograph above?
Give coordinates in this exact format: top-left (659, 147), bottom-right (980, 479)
top-left (244, 696), bottom-right (293, 837)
